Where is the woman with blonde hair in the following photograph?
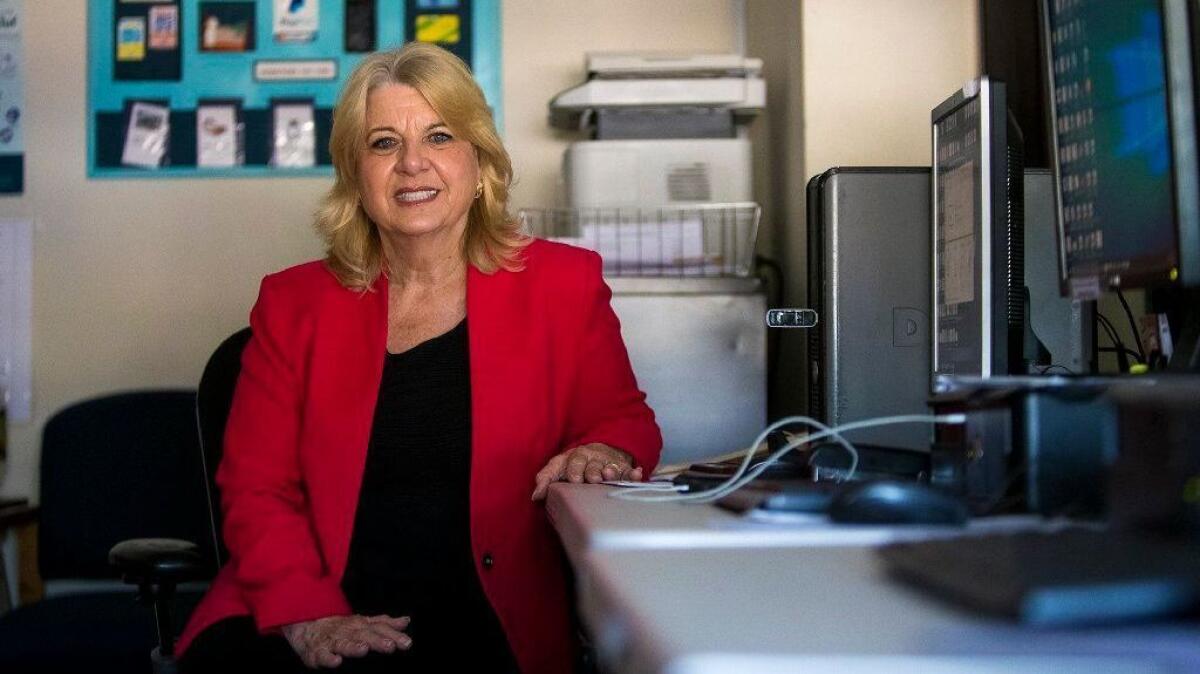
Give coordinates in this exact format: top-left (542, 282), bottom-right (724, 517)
top-left (177, 42), bottom-right (661, 673)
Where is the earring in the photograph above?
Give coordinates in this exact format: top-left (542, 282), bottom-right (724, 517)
top-left (474, 182), bottom-right (483, 199)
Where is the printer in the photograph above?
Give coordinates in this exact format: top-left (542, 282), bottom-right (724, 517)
top-left (549, 52), bottom-right (765, 208)
top-left (533, 53), bottom-right (768, 466)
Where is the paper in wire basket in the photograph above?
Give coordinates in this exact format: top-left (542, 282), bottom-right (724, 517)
top-left (519, 203), bottom-right (760, 277)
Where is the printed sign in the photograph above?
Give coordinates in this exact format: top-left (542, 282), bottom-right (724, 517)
top-left (254, 59), bottom-right (336, 81)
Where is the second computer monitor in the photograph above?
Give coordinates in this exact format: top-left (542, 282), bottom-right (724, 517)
top-left (931, 77), bottom-right (1027, 393)
top-left (1043, 0), bottom-right (1200, 296)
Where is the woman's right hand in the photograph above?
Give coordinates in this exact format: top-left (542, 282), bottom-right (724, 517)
top-left (281, 614), bottom-right (412, 669)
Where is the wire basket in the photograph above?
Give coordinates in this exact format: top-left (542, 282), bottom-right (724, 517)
top-left (518, 202), bottom-right (761, 277)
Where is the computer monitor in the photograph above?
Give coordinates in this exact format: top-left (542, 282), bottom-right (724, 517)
top-left (1043, 0), bottom-right (1199, 294)
top-left (931, 77), bottom-right (1027, 393)
top-left (1042, 0), bottom-right (1200, 369)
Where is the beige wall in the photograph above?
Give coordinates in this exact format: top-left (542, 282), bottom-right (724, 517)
top-left (802, 0), bottom-right (980, 174)
top-left (0, 1), bottom-right (737, 500)
top-left (502, 1), bottom-right (736, 210)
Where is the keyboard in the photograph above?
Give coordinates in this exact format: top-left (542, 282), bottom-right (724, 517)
top-left (879, 528), bottom-right (1200, 627)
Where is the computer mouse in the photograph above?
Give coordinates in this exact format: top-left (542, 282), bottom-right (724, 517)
top-left (827, 480), bottom-right (969, 526)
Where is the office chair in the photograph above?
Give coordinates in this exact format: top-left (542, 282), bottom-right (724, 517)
top-left (0, 390), bottom-right (214, 674)
top-left (108, 328), bottom-right (252, 674)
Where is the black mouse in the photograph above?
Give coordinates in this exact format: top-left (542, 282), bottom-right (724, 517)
top-left (827, 480), bottom-right (969, 525)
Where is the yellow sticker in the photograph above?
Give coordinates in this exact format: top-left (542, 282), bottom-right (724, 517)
top-left (415, 14), bottom-right (460, 44)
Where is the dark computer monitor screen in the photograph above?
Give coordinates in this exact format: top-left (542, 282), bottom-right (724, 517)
top-left (1044, 0), bottom-right (1193, 296)
top-left (932, 78), bottom-right (1025, 391)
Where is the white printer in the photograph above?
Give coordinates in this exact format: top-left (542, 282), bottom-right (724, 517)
top-left (535, 53), bottom-right (768, 465)
top-left (550, 52), bottom-right (765, 208)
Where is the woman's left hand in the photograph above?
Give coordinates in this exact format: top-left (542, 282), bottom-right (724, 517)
top-left (531, 443), bottom-right (643, 500)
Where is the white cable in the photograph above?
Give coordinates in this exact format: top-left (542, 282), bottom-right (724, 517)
top-left (609, 413), bottom-right (966, 504)
top-left (609, 415), bottom-right (843, 504)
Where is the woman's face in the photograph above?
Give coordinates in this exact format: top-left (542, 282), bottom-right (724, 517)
top-left (357, 83), bottom-right (480, 244)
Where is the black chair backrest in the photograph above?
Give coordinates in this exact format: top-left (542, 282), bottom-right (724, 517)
top-left (195, 327), bottom-right (252, 570)
top-left (38, 390), bottom-right (214, 581)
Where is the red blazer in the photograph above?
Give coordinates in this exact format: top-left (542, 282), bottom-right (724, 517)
top-left (177, 239), bottom-right (662, 673)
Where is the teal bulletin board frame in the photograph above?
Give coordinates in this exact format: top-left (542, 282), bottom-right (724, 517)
top-left (87, 0), bottom-right (502, 179)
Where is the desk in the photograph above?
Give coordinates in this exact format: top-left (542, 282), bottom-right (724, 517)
top-left (547, 484), bottom-right (1200, 673)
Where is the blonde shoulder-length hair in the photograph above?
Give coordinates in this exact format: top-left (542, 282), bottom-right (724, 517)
top-left (317, 42), bottom-right (527, 291)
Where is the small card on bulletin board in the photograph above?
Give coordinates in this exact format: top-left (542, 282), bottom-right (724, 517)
top-left (87, 0), bottom-right (502, 179)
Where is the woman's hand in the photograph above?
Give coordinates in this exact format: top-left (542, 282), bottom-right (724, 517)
top-left (281, 614), bottom-right (412, 669)
top-left (532, 442), bottom-right (643, 500)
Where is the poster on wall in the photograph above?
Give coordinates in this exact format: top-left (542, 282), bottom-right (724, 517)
top-left (121, 101), bottom-right (170, 168)
top-left (0, 0), bottom-right (24, 194)
top-left (274, 0), bottom-right (318, 43)
top-left (271, 100), bottom-right (315, 168)
top-left (197, 101), bottom-right (243, 168)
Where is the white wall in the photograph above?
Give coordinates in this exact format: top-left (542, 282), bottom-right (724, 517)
top-left (0, 1), bottom-right (737, 500)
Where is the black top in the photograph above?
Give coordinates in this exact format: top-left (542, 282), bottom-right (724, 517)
top-left (340, 320), bottom-right (519, 672)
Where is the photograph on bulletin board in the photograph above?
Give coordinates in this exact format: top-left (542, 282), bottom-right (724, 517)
top-left (199, 2), bottom-right (256, 52)
top-left (87, 0), bottom-right (502, 179)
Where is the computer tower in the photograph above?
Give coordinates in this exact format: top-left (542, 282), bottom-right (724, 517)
top-left (806, 167), bottom-right (932, 451)
top-left (806, 168), bottom-right (1093, 454)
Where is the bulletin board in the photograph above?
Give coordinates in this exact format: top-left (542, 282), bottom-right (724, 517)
top-left (87, 0), bottom-right (502, 179)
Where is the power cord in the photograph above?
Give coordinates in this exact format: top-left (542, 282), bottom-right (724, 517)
top-left (1097, 312), bottom-right (1139, 371)
top-left (1114, 288), bottom-right (1147, 363)
top-left (610, 413), bottom-right (967, 504)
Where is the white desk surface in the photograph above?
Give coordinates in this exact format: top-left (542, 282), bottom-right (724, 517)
top-left (578, 545), bottom-right (1200, 674)
top-left (547, 484), bottom-right (1200, 674)
top-left (547, 483), bottom-right (1043, 566)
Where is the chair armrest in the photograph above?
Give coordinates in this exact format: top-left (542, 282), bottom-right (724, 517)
top-left (0, 501), bottom-right (41, 605)
top-left (0, 501), bottom-right (37, 529)
top-left (109, 538), bottom-right (205, 586)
